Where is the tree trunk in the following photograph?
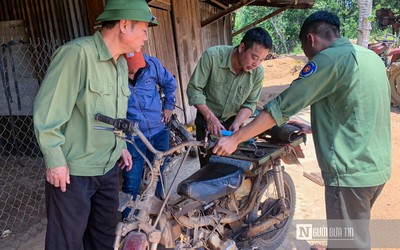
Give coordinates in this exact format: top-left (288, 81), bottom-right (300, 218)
top-left (270, 16), bottom-right (288, 54)
top-left (357, 0), bottom-right (373, 48)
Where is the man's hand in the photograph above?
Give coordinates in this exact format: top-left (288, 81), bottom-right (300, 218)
top-left (162, 109), bottom-right (173, 124)
top-left (46, 165), bottom-right (70, 192)
top-left (212, 136), bottom-right (239, 156)
top-left (205, 112), bottom-right (226, 136)
top-left (119, 149), bottom-right (132, 171)
top-left (229, 122), bottom-right (241, 133)
top-left (288, 120), bottom-right (312, 134)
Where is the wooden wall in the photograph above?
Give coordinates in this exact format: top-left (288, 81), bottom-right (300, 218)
top-left (171, 0), bottom-right (205, 123)
top-left (0, 0), bottom-right (90, 42)
top-left (142, 7), bottom-right (185, 121)
top-left (0, 0), bottom-right (233, 124)
top-left (200, 3), bottom-right (233, 50)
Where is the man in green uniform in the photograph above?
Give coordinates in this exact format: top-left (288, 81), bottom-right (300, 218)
top-left (33, 0), bottom-right (157, 249)
top-left (187, 27), bottom-right (272, 166)
top-left (213, 11), bottom-right (391, 249)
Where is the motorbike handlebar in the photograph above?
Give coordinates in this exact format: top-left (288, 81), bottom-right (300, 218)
top-left (95, 114), bottom-right (134, 134)
top-left (95, 113), bottom-right (207, 157)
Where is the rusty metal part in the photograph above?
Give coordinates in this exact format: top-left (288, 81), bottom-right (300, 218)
top-left (246, 210), bottom-right (291, 238)
top-left (389, 62), bottom-right (400, 106)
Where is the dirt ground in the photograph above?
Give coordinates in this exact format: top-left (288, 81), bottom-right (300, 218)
top-left (17, 55), bottom-right (400, 249)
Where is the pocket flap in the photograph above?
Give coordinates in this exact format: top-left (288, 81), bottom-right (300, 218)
top-left (89, 81), bottom-right (112, 96)
top-left (121, 85), bottom-right (131, 96)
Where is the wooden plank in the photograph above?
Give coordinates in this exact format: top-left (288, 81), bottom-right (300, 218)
top-left (232, 6), bottom-right (288, 37)
top-left (0, 20), bottom-right (28, 41)
top-left (148, 0), bottom-right (171, 11)
top-left (252, 0), bottom-right (314, 8)
top-left (201, 0), bottom-right (257, 27)
top-left (143, 7), bottom-right (185, 122)
top-left (200, 3), bottom-right (233, 50)
top-left (86, 0), bottom-right (106, 33)
top-left (37, 0), bottom-right (50, 42)
top-left (303, 171), bottom-right (324, 186)
top-left (172, 0), bottom-right (204, 123)
top-left (25, 0), bottom-right (37, 42)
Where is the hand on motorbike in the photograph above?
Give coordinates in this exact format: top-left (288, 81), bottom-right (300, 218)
top-left (229, 122), bottom-right (241, 133)
top-left (287, 120), bottom-right (312, 134)
top-left (46, 165), bottom-right (70, 192)
top-left (212, 136), bottom-right (239, 156)
top-left (119, 149), bottom-right (132, 171)
top-left (205, 112), bottom-right (226, 137)
top-left (162, 109), bottom-right (173, 124)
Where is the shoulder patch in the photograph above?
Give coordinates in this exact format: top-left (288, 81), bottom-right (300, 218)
top-left (299, 61), bottom-right (317, 78)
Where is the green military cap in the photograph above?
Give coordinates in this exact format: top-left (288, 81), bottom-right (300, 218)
top-left (96, 0), bottom-right (158, 26)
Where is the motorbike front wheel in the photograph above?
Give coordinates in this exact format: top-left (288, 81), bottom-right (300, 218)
top-left (120, 231), bottom-right (149, 250)
top-left (245, 170), bottom-right (296, 249)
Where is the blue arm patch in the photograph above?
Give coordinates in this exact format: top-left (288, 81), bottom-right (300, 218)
top-left (299, 61), bottom-right (317, 78)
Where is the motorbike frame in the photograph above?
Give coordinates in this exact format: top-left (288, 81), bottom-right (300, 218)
top-left (93, 114), bottom-right (305, 250)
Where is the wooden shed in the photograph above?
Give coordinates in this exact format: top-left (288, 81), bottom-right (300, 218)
top-left (0, 0), bottom-right (314, 123)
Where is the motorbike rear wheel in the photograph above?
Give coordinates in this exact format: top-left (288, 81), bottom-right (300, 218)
top-left (246, 170), bottom-right (296, 249)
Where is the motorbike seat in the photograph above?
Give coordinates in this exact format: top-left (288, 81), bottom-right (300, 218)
top-left (177, 163), bottom-right (244, 204)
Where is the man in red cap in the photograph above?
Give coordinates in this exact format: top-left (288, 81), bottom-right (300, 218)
top-left (33, 0), bottom-right (157, 249)
top-left (121, 51), bottom-right (176, 219)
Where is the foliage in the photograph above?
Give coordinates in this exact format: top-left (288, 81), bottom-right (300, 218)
top-left (233, 0), bottom-right (399, 55)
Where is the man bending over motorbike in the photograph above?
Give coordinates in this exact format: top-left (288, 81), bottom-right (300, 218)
top-left (213, 11), bottom-right (391, 249)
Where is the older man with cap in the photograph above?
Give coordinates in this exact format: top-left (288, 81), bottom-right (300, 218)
top-left (33, 0), bottom-right (157, 249)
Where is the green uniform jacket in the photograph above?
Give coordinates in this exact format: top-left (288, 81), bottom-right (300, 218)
top-left (33, 31), bottom-right (130, 176)
top-left (265, 38), bottom-right (391, 187)
top-left (187, 45), bottom-right (264, 121)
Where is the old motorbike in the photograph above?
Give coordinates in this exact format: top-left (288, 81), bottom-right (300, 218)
top-left (94, 114), bottom-right (306, 250)
top-left (368, 33), bottom-right (400, 106)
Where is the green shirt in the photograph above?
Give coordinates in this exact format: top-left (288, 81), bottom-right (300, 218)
top-left (187, 45), bottom-right (264, 121)
top-left (265, 38), bottom-right (391, 187)
top-left (33, 31), bottom-right (130, 176)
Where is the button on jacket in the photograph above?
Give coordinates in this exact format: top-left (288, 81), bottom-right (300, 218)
top-left (33, 31), bottom-right (130, 176)
top-left (265, 38), bottom-right (391, 187)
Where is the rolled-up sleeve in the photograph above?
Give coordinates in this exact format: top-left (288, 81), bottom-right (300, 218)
top-left (187, 51), bottom-right (212, 106)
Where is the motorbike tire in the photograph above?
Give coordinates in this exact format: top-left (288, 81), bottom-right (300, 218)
top-left (169, 116), bottom-right (198, 158)
top-left (389, 62), bottom-right (400, 106)
top-left (120, 231), bottom-right (149, 250)
top-left (246, 171), bottom-right (296, 250)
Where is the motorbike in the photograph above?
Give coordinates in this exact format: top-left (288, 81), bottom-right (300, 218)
top-left (368, 33), bottom-right (400, 67)
top-left (167, 113), bottom-right (198, 158)
top-left (94, 114), bottom-right (306, 250)
top-left (368, 33), bottom-right (400, 106)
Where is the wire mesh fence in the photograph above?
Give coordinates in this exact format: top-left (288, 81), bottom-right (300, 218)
top-left (0, 37), bottom-right (63, 249)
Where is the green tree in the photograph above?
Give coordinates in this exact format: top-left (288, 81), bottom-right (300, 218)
top-left (233, 0), bottom-right (399, 54)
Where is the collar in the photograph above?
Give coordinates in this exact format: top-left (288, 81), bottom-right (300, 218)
top-left (330, 37), bottom-right (351, 48)
top-left (220, 46), bottom-right (253, 74)
top-left (220, 46), bottom-right (237, 74)
top-left (93, 30), bottom-right (113, 62)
